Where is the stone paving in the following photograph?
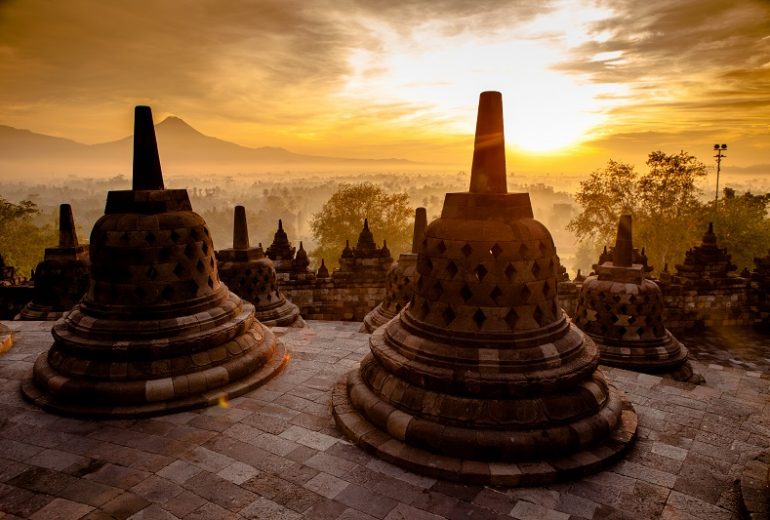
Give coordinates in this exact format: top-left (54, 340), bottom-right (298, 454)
top-left (0, 319), bottom-right (768, 519)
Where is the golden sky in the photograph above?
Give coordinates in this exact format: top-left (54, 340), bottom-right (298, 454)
top-left (0, 0), bottom-right (769, 175)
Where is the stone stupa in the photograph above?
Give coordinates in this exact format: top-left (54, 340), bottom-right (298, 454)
top-left (332, 91), bottom-right (637, 485)
top-left (573, 215), bottom-right (699, 382)
top-left (217, 206), bottom-right (304, 327)
top-left (16, 204), bottom-right (90, 321)
top-left (21, 106), bottom-right (288, 417)
top-left (265, 219), bottom-right (296, 272)
top-left (361, 208), bottom-right (427, 333)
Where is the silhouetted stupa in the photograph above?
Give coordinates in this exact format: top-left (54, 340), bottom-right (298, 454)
top-left (573, 215), bottom-right (699, 382)
top-left (333, 92), bottom-right (637, 485)
top-left (16, 204), bottom-right (90, 321)
top-left (217, 206), bottom-right (303, 327)
top-left (21, 106), bottom-right (287, 417)
top-left (361, 208), bottom-right (427, 333)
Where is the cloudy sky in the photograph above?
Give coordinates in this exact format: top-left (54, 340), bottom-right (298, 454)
top-left (0, 0), bottom-right (768, 174)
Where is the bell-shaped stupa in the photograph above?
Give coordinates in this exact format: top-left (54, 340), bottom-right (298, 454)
top-left (21, 106), bottom-right (287, 417)
top-left (332, 92), bottom-right (637, 485)
top-left (361, 208), bottom-right (427, 333)
top-left (573, 215), bottom-right (698, 382)
top-left (217, 206), bottom-right (303, 327)
top-left (17, 204), bottom-right (90, 321)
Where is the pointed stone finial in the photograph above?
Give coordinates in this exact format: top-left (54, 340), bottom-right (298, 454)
top-left (708, 222), bottom-right (714, 234)
top-left (613, 215), bottom-right (633, 267)
top-left (469, 91), bottom-right (507, 194)
top-left (132, 106), bottom-right (164, 191)
top-left (363, 218), bottom-right (370, 231)
top-left (58, 204), bottom-right (77, 248)
top-left (412, 207), bottom-right (427, 253)
top-left (233, 206), bottom-right (249, 250)
top-left (317, 259), bottom-right (330, 278)
top-left (278, 219), bottom-right (283, 231)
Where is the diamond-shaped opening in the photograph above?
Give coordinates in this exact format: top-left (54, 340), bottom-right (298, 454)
top-left (489, 285), bottom-right (503, 304)
top-left (134, 286), bottom-right (146, 300)
top-left (161, 285), bottom-right (174, 300)
top-left (207, 276), bottom-right (214, 288)
top-left (543, 280), bottom-right (550, 297)
top-left (420, 299), bottom-right (430, 318)
top-left (520, 284), bottom-right (532, 301)
top-left (551, 300), bottom-right (559, 316)
top-left (184, 243), bottom-right (197, 259)
top-left (209, 258), bottom-right (215, 268)
top-left (203, 227), bottom-right (210, 236)
top-left (504, 263), bottom-right (516, 281)
top-left (158, 247), bottom-right (171, 262)
top-left (461, 243), bottom-right (473, 257)
top-left (425, 258), bottom-right (433, 272)
top-left (472, 308), bottom-right (486, 329)
top-left (533, 305), bottom-right (544, 326)
top-left (173, 263), bottom-right (186, 278)
top-left (202, 242), bottom-right (209, 254)
top-left (474, 264), bottom-right (488, 282)
top-left (170, 230), bottom-right (181, 242)
top-left (120, 231), bottom-right (130, 242)
top-left (504, 308), bottom-right (519, 329)
top-left (146, 266), bottom-right (158, 280)
top-left (431, 280), bottom-right (444, 298)
top-left (437, 240), bottom-right (447, 254)
top-left (490, 243), bottom-right (503, 259)
top-left (196, 259), bottom-right (205, 273)
top-left (442, 305), bottom-right (456, 325)
top-left (446, 260), bottom-right (459, 280)
top-left (190, 228), bottom-right (199, 240)
top-left (531, 261), bottom-right (541, 277)
top-left (145, 231), bottom-right (156, 244)
top-left (460, 284), bottom-right (473, 302)
top-left (519, 243), bottom-right (528, 257)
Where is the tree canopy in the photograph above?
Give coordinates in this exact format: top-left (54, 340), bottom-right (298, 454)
top-left (310, 182), bottom-right (413, 269)
top-left (568, 150), bottom-right (770, 274)
top-left (0, 197), bottom-right (57, 278)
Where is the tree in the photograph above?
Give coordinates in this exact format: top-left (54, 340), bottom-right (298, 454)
top-left (568, 151), bottom-right (708, 274)
top-left (310, 182), bottom-right (413, 269)
top-left (706, 189), bottom-right (770, 271)
top-left (0, 197), bottom-right (57, 278)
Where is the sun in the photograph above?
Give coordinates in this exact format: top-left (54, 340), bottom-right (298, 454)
top-left (340, 3), bottom-right (622, 155)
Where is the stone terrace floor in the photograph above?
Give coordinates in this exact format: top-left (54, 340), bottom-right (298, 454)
top-left (0, 320), bottom-right (768, 520)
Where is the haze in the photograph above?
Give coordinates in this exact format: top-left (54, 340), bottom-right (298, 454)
top-left (0, 0), bottom-right (769, 178)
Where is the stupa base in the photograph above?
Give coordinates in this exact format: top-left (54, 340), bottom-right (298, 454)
top-left (332, 372), bottom-right (638, 486)
top-left (597, 340), bottom-right (704, 384)
top-left (360, 304), bottom-right (396, 333)
top-left (15, 303), bottom-right (65, 321)
top-left (21, 331), bottom-right (288, 419)
top-left (256, 301), bottom-right (304, 328)
top-left (0, 324), bottom-right (13, 354)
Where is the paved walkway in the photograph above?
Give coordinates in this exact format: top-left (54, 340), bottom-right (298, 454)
top-left (0, 320), bottom-right (768, 519)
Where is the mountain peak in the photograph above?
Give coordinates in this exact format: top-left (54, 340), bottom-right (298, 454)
top-left (156, 116), bottom-right (195, 131)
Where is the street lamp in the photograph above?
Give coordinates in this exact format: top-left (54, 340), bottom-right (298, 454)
top-left (714, 143), bottom-right (727, 203)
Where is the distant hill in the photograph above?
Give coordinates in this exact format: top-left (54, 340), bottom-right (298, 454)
top-left (0, 116), bottom-right (417, 179)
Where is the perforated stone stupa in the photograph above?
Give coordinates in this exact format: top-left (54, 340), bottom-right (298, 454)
top-left (16, 204), bottom-right (90, 321)
top-left (675, 222), bottom-right (737, 283)
top-left (573, 215), bottom-right (699, 382)
top-left (21, 106), bottom-right (287, 417)
top-left (217, 206), bottom-right (303, 327)
top-left (361, 208), bottom-right (427, 333)
top-left (333, 92), bottom-right (637, 486)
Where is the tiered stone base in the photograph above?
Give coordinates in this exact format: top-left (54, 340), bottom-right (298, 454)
top-left (0, 323), bottom-right (13, 354)
top-left (738, 452), bottom-right (770, 520)
top-left (332, 374), bottom-right (637, 486)
top-left (15, 303), bottom-right (65, 321)
top-left (256, 300), bottom-right (305, 328)
top-left (21, 295), bottom-right (289, 418)
top-left (594, 334), bottom-right (703, 383)
top-left (360, 303), bottom-right (395, 333)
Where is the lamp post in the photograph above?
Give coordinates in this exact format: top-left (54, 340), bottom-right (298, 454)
top-left (714, 143), bottom-right (727, 203)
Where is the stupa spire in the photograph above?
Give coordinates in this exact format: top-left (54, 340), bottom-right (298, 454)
top-left (132, 106), bottom-right (164, 191)
top-left (411, 207), bottom-right (427, 253)
top-left (233, 205), bottom-right (249, 249)
top-left (469, 91), bottom-right (507, 194)
top-left (58, 203), bottom-right (77, 248)
top-left (613, 214), bottom-right (633, 267)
